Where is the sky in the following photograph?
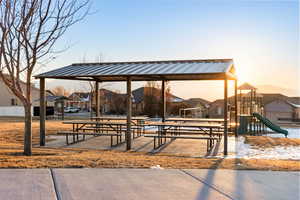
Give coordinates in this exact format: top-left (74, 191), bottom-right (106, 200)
top-left (35, 0), bottom-right (299, 101)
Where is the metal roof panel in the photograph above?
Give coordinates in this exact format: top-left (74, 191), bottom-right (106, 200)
top-left (35, 59), bottom-right (236, 81)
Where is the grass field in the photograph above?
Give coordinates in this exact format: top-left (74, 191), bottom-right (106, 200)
top-left (0, 120), bottom-right (299, 170)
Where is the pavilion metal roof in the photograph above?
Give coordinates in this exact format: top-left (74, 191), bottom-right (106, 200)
top-left (35, 59), bottom-right (236, 81)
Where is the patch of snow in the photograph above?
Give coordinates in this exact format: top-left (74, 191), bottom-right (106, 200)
top-left (265, 128), bottom-right (300, 139)
top-left (150, 165), bottom-right (164, 169)
top-left (221, 136), bottom-right (300, 160)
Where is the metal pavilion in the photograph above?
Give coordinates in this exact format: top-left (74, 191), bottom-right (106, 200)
top-left (35, 59), bottom-right (238, 155)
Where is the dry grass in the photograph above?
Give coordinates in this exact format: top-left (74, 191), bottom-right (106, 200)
top-left (0, 147), bottom-right (299, 170)
top-left (0, 120), bottom-right (70, 145)
top-left (0, 120), bottom-right (299, 170)
top-left (245, 136), bottom-right (300, 148)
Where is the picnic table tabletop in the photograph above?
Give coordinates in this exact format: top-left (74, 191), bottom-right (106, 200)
top-left (165, 117), bottom-right (225, 123)
top-left (144, 121), bottom-right (223, 128)
top-left (63, 120), bottom-right (128, 125)
top-left (91, 116), bottom-right (148, 121)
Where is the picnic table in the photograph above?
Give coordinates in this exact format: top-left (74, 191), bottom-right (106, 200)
top-left (165, 117), bottom-right (237, 132)
top-left (58, 120), bottom-right (143, 146)
top-left (91, 116), bottom-right (148, 125)
top-left (143, 121), bottom-right (223, 151)
top-left (165, 117), bottom-right (225, 123)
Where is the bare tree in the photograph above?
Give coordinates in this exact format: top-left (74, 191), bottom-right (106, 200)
top-left (143, 81), bottom-right (172, 117)
top-left (0, 0), bottom-right (89, 155)
top-left (88, 81), bottom-right (94, 118)
top-left (52, 86), bottom-right (70, 96)
top-left (143, 81), bottom-right (160, 117)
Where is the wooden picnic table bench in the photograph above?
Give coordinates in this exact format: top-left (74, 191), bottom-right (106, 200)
top-left (143, 122), bottom-right (222, 151)
top-left (144, 134), bottom-right (220, 151)
top-left (60, 120), bottom-right (144, 146)
top-left (156, 129), bottom-right (223, 138)
top-left (82, 122), bottom-right (143, 138)
top-left (57, 131), bottom-right (123, 146)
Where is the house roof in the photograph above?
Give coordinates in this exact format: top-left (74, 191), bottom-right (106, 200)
top-left (287, 101), bottom-right (300, 108)
top-left (132, 87), bottom-right (183, 103)
top-left (260, 93), bottom-right (289, 105)
top-left (288, 97), bottom-right (300, 105)
top-left (209, 99), bottom-right (226, 106)
top-left (69, 92), bottom-right (90, 99)
top-left (264, 99), bottom-right (300, 108)
top-left (46, 90), bottom-right (55, 96)
top-left (34, 95), bottom-right (69, 102)
top-left (209, 93), bottom-right (300, 108)
top-left (34, 59), bottom-right (236, 81)
top-left (100, 89), bottom-right (126, 100)
top-left (184, 98), bottom-right (211, 107)
top-left (46, 95), bottom-right (69, 102)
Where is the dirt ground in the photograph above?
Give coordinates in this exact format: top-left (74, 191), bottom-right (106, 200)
top-left (0, 120), bottom-right (299, 170)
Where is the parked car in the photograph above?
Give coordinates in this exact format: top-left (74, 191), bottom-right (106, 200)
top-left (64, 107), bottom-right (80, 113)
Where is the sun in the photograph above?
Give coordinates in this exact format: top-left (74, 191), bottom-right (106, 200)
top-left (235, 67), bottom-right (249, 84)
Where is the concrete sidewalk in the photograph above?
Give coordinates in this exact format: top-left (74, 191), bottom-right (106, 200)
top-left (0, 169), bottom-right (298, 200)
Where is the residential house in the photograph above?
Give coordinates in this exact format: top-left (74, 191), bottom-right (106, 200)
top-left (261, 94), bottom-right (300, 122)
top-left (98, 89), bottom-right (126, 114)
top-left (132, 87), bottom-right (184, 116)
top-left (208, 93), bottom-right (251, 119)
top-left (45, 92), bottom-right (69, 114)
top-left (261, 93), bottom-right (290, 105)
top-left (181, 98), bottom-right (211, 117)
top-left (66, 89), bottom-right (127, 114)
top-left (208, 92), bottom-right (300, 123)
top-left (0, 76), bottom-right (40, 116)
top-left (208, 99), bottom-right (228, 118)
top-left (67, 92), bottom-right (91, 111)
top-left (264, 100), bottom-right (299, 122)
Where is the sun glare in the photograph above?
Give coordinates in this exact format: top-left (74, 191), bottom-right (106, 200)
top-left (236, 67), bottom-right (249, 84)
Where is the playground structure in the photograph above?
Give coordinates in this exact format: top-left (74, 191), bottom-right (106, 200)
top-left (179, 107), bottom-right (206, 118)
top-left (253, 112), bottom-right (288, 137)
top-left (237, 83), bottom-right (288, 136)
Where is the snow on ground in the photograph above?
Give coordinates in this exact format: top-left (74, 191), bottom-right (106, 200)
top-left (265, 127), bottom-right (300, 138)
top-left (225, 136), bottom-right (300, 160)
top-left (145, 124), bottom-right (300, 160)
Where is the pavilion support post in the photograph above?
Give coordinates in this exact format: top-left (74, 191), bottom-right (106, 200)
top-left (126, 77), bottom-right (132, 150)
top-left (39, 78), bottom-right (46, 146)
top-left (240, 90), bottom-right (243, 115)
top-left (224, 78), bottom-right (228, 156)
top-left (95, 81), bottom-right (100, 117)
top-left (61, 100), bottom-right (65, 120)
top-left (250, 89), bottom-right (253, 133)
top-left (234, 79), bottom-right (238, 137)
top-left (161, 80), bottom-right (166, 122)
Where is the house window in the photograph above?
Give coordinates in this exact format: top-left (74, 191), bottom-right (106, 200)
top-left (11, 98), bottom-right (17, 106)
top-left (217, 107), bottom-right (222, 115)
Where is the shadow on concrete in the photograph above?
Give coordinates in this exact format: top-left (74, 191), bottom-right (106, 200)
top-left (149, 138), bottom-right (176, 154)
top-left (195, 159), bottom-right (228, 199)
top-left (205, 140), bottom-right (221, 157)
top-left (133, 140), bottom-right (153, 152)
top-left (234, 158), bottom-right (245, 200)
